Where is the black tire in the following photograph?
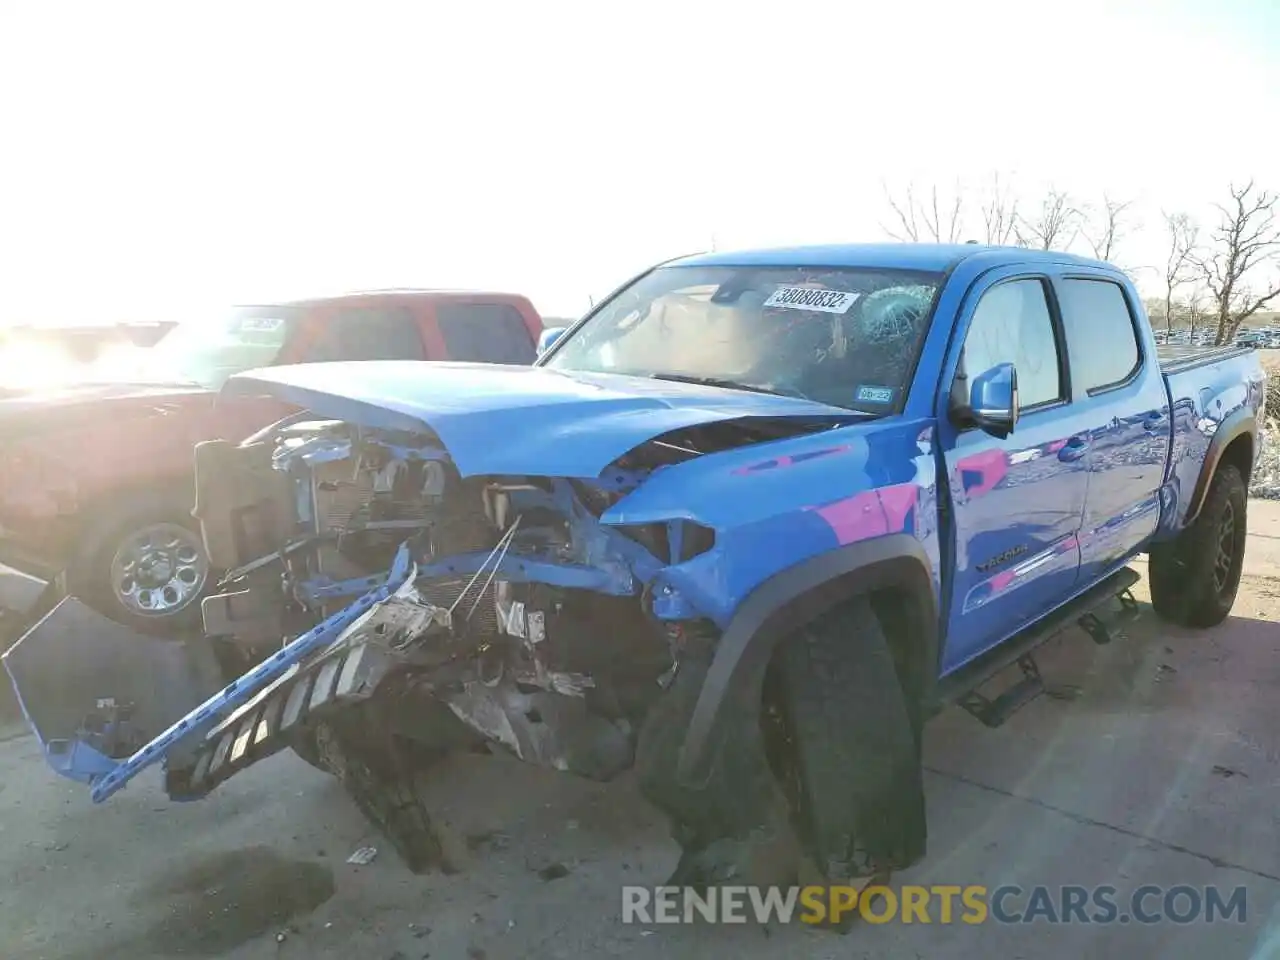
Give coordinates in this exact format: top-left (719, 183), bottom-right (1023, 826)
top-left (288, 729), bottom-right (330, 773)
top-left (634, 598), bottom-right (926, 919)
top-left (288, 723), bottom-right (456, 777)
top-left (1149, 464), bottom-right (1247, 628)
top-left (769, 594), bottom-right (926, 883)
top-left (634, 629), bottom-right (803, 889)
top-left (307, 715), bottom-right (455, 874)
top-left (67, 492), bottom-right (214, 637)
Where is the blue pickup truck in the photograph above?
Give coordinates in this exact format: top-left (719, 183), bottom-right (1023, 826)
top-left (4, 243), bottom-right (1265, 892)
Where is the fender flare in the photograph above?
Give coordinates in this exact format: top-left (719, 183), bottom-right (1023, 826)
top-left (675, 533), bottom-right (938, 783)
top-left (1183, 408), bottom-right (1256, 527)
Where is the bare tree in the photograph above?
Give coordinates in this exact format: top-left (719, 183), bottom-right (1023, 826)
top-left (1082, 195), bottom-right (1135, 263)
top-left (1185, 289), bottom-right (1208, 340)
top-left (1015, 188), bottom-right (1082, 251)
top-left (1160, 211), bottom-right (1199, 335)
top-left (979, 172), bottom-right (1019, 245)
top-left (882, 181), bottom-right (966, 243)
top-left (1195, 181), bottom-right (1280, 345)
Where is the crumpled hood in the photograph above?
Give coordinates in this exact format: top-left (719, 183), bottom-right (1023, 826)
top-left (225, 360), bottom-right (858, 478)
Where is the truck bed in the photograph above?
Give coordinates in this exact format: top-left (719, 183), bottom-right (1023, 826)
top-left (1157, 343), bottom-right (1252, 375)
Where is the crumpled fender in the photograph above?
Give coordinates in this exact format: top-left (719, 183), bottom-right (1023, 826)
top-left (674, 533), bottom-right (938, 783)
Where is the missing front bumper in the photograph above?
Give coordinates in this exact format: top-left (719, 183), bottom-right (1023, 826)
top-left (3, 597), bottom-right (225, 782)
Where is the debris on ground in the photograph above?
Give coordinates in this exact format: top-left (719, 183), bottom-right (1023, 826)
top-left (1250, 414), bottom-right (1280, 499)
top-left (1044, 684), bottom-right (1083, 701)
top-left (537, 862), bottom-right (571, 881)
top-left (466, 829), bottom-right (510, 852)
top-left (1211, 764), bottom-right (1247, 779)
top-left (346, 845), bottom-right (379, 865)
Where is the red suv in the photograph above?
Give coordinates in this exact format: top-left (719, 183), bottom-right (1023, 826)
top-left (0, 290), bottom-right (543, 633)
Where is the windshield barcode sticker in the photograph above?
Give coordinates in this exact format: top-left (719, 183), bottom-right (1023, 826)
top-left (764, 287), bottom-right (860, 314)
top-left (238, 317), bottom-right (286, 333)
top-left (856, 385), bottom-right (895, 404)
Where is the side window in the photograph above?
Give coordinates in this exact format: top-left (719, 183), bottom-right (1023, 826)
top-left (302, 305), bottom-right (426, 362)
top-left (1057, 279), bottom-right (1140, 393)
top-left (961, 278), bottom-right (1062, 409)
top-left (436, 303), bottom-right (536, 364)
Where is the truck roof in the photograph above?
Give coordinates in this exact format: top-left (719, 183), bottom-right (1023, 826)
top-left (674, 242), bottom-right (1111, 273)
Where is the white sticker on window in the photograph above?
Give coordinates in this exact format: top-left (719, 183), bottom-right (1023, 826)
top-left (764, 287), bottom-right (860, 314)
top-left (856, 385), bottom-right (895, 404)
top-left (237, 317), bottom-right (286, 333)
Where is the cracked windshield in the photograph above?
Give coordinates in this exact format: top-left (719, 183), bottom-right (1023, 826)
top-left (544, 265), bottom-right (941, 411)
top-left (0, 3), bottom-right (1277, 960)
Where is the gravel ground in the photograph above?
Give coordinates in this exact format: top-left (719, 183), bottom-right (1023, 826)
top-left (3, 508), bottom-right (1280, 960)
top-left (1247, 389), bottom-right (1280, 501)
top-left (1250, 368), bottom-right (1280, 499)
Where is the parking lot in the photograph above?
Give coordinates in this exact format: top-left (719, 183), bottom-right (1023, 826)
top-left (2, 505), bottom-right (1279, 960)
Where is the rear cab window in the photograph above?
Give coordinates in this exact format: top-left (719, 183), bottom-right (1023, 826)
top-left (1056, 278), bottom-right (1141, 394)
top-left (300, 304), bottom-right (426, 362)
top-left (436, 302), bottom-right (536, 364)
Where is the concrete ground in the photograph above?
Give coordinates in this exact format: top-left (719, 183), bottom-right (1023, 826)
top-left (3, 507), bottom-right (1280, 960)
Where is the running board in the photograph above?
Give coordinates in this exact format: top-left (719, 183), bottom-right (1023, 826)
top-left (935, 566), bottom-right (1142, 727)
top-left (1077, 587), bottom-right (1141, 645)
top-left (957, 654), bottom-right (1044, 729)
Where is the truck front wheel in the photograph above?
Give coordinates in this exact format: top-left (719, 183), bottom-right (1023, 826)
top-left (635, 594), bottom-right (926, 912)
top-left (767, 594), bottom-right (926, 885)
top-left (1149, 463), bottom-right (1247, 628)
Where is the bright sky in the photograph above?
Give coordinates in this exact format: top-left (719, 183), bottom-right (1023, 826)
top-left (1, 0), bottom-right (1277, 324)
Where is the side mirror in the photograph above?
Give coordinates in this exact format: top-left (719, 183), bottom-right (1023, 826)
top-left (953, 362), bottom-right (1019, 439)
top-left (536, 326), bottom-right (568, 356)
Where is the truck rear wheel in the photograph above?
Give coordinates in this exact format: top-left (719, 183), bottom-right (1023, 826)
top-left (1149, 463), bottom-right (1247, 628)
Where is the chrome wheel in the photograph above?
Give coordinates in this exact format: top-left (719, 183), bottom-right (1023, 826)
top-left (109, 522), bottom-right (209, 617)
top-left (1213, 499), bottom-right (1237, 596)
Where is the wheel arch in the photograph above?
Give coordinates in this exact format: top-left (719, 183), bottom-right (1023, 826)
top-left (1184, 411), bottom-right (1255, 528)
top-left (675, 533), bottom-right (938, 783)
top-left (69, 477), bottom-right (198, 565)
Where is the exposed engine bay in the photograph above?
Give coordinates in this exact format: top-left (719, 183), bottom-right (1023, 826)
top-left (7, 384), bottom-right (893, 881)
top-left (181, 416), bottom-right (707, 804)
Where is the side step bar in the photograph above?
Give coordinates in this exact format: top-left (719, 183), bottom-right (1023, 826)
top-left (935, 566), bottom-right (1142, 728)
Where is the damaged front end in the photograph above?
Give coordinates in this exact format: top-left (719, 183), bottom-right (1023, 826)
top-left (4, 358), bottom-right (921, 884)
top-left (6, 410), bottom-right (712, 813)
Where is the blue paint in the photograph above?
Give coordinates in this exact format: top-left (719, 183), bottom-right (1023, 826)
top-left (1160, 359), bottom-right (1263, 535)
top-left (44, 737), bottom-right (120, 783)
top-left (671, 242), bottom-right (1103, 273)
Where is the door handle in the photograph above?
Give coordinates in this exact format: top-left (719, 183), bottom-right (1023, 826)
top-left (1057, 435), bottom-right (1091, 462)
